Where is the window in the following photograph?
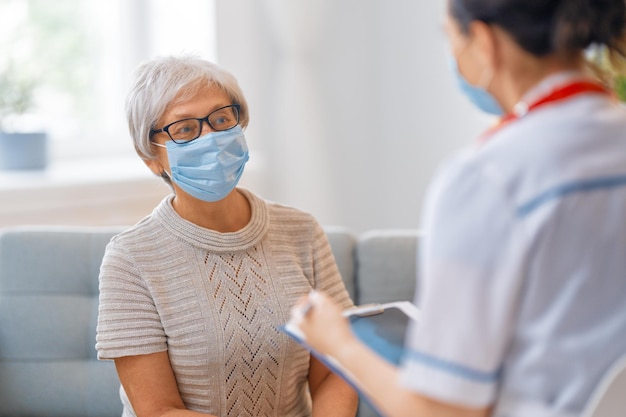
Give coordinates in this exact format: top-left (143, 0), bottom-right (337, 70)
top-left (0, 0), bottom-right (217, 164)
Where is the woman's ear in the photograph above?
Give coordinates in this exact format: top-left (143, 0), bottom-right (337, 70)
top-left (143, 141), bottom-right (171, 177)
top-left (143, 157), bottom-right (165, 177)
top-left (468, 20), bottom-right (499, 85)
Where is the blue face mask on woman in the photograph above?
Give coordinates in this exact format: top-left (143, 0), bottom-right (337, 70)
top-left (162, 125), bottom-right (249, 202)
top-left (449, 56), bottom-right (504, 116)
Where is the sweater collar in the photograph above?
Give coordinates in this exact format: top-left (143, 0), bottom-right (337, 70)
top-left (154, 188), bottom-right (269, 253)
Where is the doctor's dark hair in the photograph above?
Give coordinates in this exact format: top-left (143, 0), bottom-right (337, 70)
top-left (449, 0), bottom-right (626, 57)
top-left (126, 55), bottom-right (250, 160)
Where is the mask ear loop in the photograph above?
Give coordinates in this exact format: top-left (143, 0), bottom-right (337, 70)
top-left (150, 140), bottom-right (173, 185)
top-left (160, 170), bottom-right (175, 192)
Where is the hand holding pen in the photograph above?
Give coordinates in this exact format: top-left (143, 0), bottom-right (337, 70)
top-left (290, 290), bottom-right (356, 357)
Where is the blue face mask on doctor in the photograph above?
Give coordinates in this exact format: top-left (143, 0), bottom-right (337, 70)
top-left (449, 56), bottom-right (504, 116)
top-left (159, 125), bottom-right (249, 202)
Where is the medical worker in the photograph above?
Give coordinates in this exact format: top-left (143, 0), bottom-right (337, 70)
top-left (292, 0), bottom-right (626, 416)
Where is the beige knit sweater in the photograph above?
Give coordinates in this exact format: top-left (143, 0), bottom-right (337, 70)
top-left (96, 189), bottom-right (353, 417)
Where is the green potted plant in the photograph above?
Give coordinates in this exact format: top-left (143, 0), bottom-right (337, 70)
top-left (587, 44), bottom-right (626, 102)
top-left (0, 64), bottom-right (49, 171)
top-left (613, 73), bottom-right (626, 102)
top-left (0, 0), bottom-right (91, 172)
top-left (0, 58), bottom-right (48, 171)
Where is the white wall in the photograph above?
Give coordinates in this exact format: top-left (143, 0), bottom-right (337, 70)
top-left (216, 0), bottom-right (493, 232)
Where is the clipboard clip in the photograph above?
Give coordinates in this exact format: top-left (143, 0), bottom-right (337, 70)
top-left (343, 303), bottom-right (385, 317)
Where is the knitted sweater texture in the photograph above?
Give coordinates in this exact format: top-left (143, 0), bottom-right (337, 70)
top-left (96, 189), bottom-right (352, 417)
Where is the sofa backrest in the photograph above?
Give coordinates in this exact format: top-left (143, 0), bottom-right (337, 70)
top-left (355, 229), bottom-right (419, 305)
top-left (0, 226), bottom-right (419, 417)
top-left (324, 226), bottom-right (358, 300)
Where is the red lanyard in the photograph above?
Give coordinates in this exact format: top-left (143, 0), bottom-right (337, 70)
top-left (479, 80), bottom-right (611, 142)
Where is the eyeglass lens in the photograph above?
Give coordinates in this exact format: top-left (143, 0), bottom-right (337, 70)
top-left (168, 105), bottom-right (239, 143)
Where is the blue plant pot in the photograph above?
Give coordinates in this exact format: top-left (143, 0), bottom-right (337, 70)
top-left (0, 131), bottom-right (48, 171)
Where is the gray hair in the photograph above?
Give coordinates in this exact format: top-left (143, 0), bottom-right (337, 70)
top-left (126, 55), bottom-right (250, 160)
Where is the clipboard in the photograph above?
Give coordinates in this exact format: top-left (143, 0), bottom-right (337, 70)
top-left (280, 301), bottom-right (421, 417)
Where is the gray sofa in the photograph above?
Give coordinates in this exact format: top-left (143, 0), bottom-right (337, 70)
top-left (0, 226), bottom-right (419, 417)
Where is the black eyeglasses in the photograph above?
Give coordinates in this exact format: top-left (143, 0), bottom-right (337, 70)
top-left (150, 104), bottom-right (241, 144)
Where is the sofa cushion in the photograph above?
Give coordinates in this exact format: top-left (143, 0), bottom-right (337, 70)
top-left (0, 227), bottom-right (123, 417)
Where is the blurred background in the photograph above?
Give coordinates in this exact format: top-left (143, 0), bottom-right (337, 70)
top-left (0, 0), bottom-right (492, 232)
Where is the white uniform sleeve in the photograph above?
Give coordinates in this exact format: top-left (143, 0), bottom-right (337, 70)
top-left (398, 151), bottom-right (527, 408)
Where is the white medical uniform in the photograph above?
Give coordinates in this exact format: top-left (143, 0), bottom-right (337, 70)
top-left (398, 72), bottom-right (626, 417)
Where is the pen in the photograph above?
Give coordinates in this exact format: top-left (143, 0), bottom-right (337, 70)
top-left (297, 290), bottom-right (319, 318)
top-left (299, 300), bottom-right (314, 316)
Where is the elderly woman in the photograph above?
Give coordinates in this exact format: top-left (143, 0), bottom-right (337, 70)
top-left (95, 55), bottom-right (357, 417)
top-left (293, 1), bottom-right (626, 417)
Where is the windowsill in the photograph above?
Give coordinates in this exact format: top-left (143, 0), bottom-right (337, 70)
top-left (0, 155), bottom-right (153, 189)
top-left (0, 156), bottom-right (171, 228)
